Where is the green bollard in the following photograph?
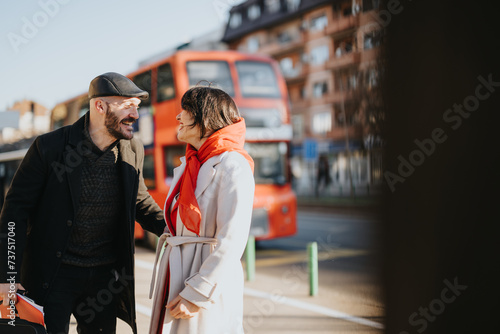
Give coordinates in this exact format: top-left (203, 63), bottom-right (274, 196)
top-left (245, 235), bottom-right (256, 281)
top-left (308, 242), bottom-right (318, 296)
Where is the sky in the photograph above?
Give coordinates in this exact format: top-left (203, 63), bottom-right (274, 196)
top-left (0, 0), bottom-right (244, 111)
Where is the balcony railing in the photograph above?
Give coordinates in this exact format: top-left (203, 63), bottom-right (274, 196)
top-left (326, 15), bottom-right (359, 36)
top-left (282, 64), bottom-right (309, 83)
top-left (329, 124), bottom-right (364, 141)
top-left (327, 51), bottom-right (361, 70)
top-left (257, 33), bottom-right (304, 57)
top-left (360, 47), bottom-right (380, 64)
top-left (327, 90), bottom-right (355, 104)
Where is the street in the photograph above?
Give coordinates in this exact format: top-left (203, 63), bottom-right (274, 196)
top-left (70, 208), bottom-right (384, 333)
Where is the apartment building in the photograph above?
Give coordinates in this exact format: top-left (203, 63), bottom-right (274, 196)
top-left (1, 100), bottom-right (49, 144)
top-left (222, 0), bottom-right (384, 196)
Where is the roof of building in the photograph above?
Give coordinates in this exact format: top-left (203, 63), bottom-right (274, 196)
top-left (222, 0), bottom-right (337, 42)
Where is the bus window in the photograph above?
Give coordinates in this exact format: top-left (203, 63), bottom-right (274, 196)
top-left (186, 61), bottom-right (235, 96)
top-left (157, 63), bottom-right (175, 102)
top-left (143, 151), bottom-right (156, 189)
top-left (133, 70), bottom-right (152, 107)
top-left (235, 61), bottom-right (281, 98)
top-left (245, 142), bottom-right (288, 185)
top-left (164, 145), bottom-right (186, 185)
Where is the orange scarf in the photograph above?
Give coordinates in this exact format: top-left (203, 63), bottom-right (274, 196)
top-left (166, 119), bottom-right (254, 236)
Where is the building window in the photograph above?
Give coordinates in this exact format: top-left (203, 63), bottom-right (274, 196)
top-left (364, 30), bottom-right (382, 49)
top-left (337, 69), bottom-right (359, 91)
top-left (248, 4), bottom-right (261, 20)
top-left (313, 82), bottom-right (328, 98)
top-left (286, 0), bottom-right (300, 12)
top-left (335, 104), bottom-right (357, 126)
top-left (229, 12), bottom-right (242, 28)
top-left (277, 30), bottom-right (292, 44)
top-left (363, 0), bottom-right (380, 12)
top-left (310, 45), bottom-right (329, 65)
top-left (312, 112), bottom-right (332, 135)
top-left (300, 85), bottom-right (307, 99)
top-left (292, 114), bottom-right (304, 139)
top-left (247, 36), bottom-right (260, 53)
top-left (265, 0), bottom-right (281, 13)
top-left (343, 6), bottom-right (352, 16)
top-left (310, 14), bottom-right (328, 31)
top-left (349, 74), bottom-right (357, 90)
top-left (279, 57), bottom-right (293, 75)
top-left (367, 68), bottom-right (379, 88)
top-left (335, 38), bottom-right (354, 57)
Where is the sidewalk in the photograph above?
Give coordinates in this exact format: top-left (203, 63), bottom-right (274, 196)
top-left (242, 270), bottom-right (384, 334)
top-left (68, 246), bottom-right (384, 333)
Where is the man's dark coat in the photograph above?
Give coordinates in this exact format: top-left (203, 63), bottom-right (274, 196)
top-left (0, 114), bottom-right (165, 333)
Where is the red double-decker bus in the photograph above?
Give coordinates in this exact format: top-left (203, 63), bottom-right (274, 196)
top-left (52, 50), bottom-right (297, 247)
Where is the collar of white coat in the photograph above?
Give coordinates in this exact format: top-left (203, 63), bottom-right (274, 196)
top-left (164, 151), bottom-right (228, 212)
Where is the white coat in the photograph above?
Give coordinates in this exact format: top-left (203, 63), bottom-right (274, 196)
top-left (149, 151), bottom-right (255, 334)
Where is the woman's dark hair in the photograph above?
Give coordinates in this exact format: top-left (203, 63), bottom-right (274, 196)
top-left (181, 85), bottom-right (241, 139)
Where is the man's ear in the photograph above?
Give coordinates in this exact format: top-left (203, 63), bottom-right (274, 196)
top-left (94, 98), bottom-right (107, 115)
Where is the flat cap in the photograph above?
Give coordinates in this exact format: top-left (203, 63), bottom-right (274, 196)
top-left (88, 72), bottom-right (149, 100)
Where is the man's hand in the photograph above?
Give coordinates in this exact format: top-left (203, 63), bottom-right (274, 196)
top-left (0, 283), bottom-right (25, 305)
top-left (166, 295), bottom-right (200, 319)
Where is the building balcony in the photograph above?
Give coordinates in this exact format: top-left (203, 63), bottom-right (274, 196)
top-left (359, 11), bottom-right (379, 27)
top-left (360, 47), bottom-right (380, 65)
top-left (327, 51), bottom-right (361, 70)
top-left (327, 15), bottom-right (360, 36)
top-left (282, 64), bottom-right (309, 83)
top-left (258, 33), bottom-right (305, 57)
top-left (327, 90), bottom-right (355, 104)
top-left (329, 124), bottom-right (364, 141)
top-left (290, 99), bottom-right (311, 111)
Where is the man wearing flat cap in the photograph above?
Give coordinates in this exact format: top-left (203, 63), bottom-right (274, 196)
top-left (0, 72), bottom-right (166, 333)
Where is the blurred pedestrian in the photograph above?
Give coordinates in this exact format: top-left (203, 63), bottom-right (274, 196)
top-left (315, 154), bottom-right (331, 197)
top-left (149, 86), bottom-right (255, 334)
top-left (0, 72), bottom-right (166, 333)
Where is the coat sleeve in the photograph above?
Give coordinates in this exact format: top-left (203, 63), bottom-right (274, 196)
top-left (0, 137), bottom-right (47, 283)
top-left (134, 141), bottom-right (166, 237)
top-left (179, 153), bottom-right (255, 308)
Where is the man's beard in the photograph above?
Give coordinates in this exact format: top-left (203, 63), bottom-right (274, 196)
top-left (105, 107), bottom-right (135, 140)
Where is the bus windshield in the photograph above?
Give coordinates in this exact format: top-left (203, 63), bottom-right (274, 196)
top-left (245, 142), bottom-right (288, 185)
top-left (186, 61), bottom-right (234, 96)
top-left (236, 61), bottom-right (281, 98)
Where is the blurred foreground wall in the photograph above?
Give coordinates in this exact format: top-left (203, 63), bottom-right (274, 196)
top-left (382, 0), bottom-right (500, 333)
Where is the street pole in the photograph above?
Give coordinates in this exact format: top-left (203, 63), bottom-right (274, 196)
top-left (308, 242), bottom-right (318, 296)
top-left (245, 235), bottom-right (256, 281)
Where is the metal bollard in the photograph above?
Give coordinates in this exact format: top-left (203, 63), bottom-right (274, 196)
top-left (245, 235), bottom-right (256, 281)
top-left (308, 242), bottom-right (318, 296)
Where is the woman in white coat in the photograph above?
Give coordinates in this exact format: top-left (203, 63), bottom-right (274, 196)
top-left (149, 86), bottom-right (255, 334)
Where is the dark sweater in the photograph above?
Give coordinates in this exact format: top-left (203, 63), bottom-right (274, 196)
top-left (62, 121), bottom-right (122, 267)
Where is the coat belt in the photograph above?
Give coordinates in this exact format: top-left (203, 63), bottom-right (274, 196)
top-left (149, 233), bottom-right (218, 299)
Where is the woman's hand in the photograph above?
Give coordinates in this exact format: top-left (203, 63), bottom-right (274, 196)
top-left (166, 295), bottom-right (200, 319)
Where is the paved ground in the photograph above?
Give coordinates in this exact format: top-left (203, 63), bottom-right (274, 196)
top-left (66, 207), bottom-right (384, 333)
